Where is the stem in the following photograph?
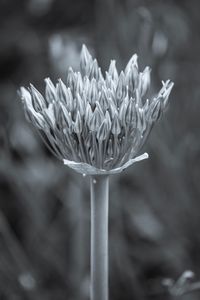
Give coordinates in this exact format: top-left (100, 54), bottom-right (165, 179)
top-left (90, 175), bottom-right (109, 300)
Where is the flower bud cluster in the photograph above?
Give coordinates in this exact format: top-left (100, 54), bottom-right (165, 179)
top-left (20, 45), bottom-right (173, 174)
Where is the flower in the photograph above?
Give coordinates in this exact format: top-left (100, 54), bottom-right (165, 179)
top-left (20, 45), bottom-right (174, 175)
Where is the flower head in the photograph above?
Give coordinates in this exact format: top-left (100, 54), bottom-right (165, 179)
top-left (20, 45), bottom-right (174, 175)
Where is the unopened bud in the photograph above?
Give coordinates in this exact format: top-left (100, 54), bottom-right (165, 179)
top-left (111, 114), bottom-right (121, 135)
top-left (99, 88), bottom-right (109, 111)
top-left (80, 44), bottom-right (93, 75)
top-left (89, 59), bottom-right (99, 80)
top-left (140, 66), bottom-right (151, 97)
top-left (74, 111), bottom-right (83, 134)
top-left (119, 102), bottom-right (127, 127)
top-left (116, 71), bottom-right (126, 103)
top-left (43, 103), bottom-right (56, 128)
top-left (97, 120), bottom-right (109, 141)
top-left (126, 98), bottom-right (137, 126)
top-left (89, 107), bottom-right (102, 131)
top-left (67, 67), bottom-right (76, 91)
top-left (105, 110), bottom-right (111, 130)
top-left (76, 93), bottom-right (85, 116)
top-left (108, 60), bottom-right (118, 82)
top-left (45, 78), bottom-right (57, 103)
top-left (88, 78), bottom-right (98, 106)
top-left (149, 98), bottom-right (162, 122)
top-left (57, 79), bottom-right (68, 104)
top-left (20, 87), bottom-right (32, 107)
top-left (85, 103), bottom-right (93, 126)
top-left (30, 84), bottom-right (46, 111)
top-left (59, 103), bottom-right (72, 130)
top-left (125, 53), bottom-right (138, 74)
top-left (76, 72), bottom-right (83, 94)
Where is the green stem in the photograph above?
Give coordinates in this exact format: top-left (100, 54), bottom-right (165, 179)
top-left (90, 175), bottom-right (109, 300)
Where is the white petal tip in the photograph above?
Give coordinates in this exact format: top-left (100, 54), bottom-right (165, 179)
top-left (134, 152), bottom-right (149, 161)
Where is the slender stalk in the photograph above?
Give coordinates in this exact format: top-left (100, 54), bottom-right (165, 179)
top-left (90, 175), bottom-right (109, 300)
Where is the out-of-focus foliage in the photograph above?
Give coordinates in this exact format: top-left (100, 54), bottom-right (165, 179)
top-left (0, 0), bottom-right (200, 299)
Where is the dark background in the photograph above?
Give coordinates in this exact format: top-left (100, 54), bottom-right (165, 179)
top-left (1, 0), bottom-right (200, 299)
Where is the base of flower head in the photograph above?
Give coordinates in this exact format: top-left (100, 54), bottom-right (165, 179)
top-left (63, 152), bottom-right (149, 175)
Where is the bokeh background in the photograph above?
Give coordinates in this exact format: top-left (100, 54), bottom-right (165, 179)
top-left (1, 0), bottom-right (200, 299)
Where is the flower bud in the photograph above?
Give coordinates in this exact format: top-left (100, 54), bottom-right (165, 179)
top-left (59, 102), bottom-right (72, 130)
top-left (85, 103), bottom-right (93, 126)
top-left (30, 111), bottom-right (45, 129)
top-left (126, 98), bottom-right (137, 126)
top-left (126, 63), bottom-right (138, 93)
top-left (57, 79), bottom-right (68, 104)
top-left (95, 101), bottom-right (104, 119)
top-left (45, 78), bottom-right (57, 104)
top-left (148, 98), bottom-right (162, 122)
top-left (105, 110), bottom-right (111, 131)
top-left (119, 102), bottom-right (127, 127)
top-left (116, 71), bottom-right (126, 104)
top-left (20, 87), bottom-right (32, 108)
top-left (88, 78), bottom-right (98, 106)
top-left (75, 72), bottom-right (83, 94)
top-left (65, 87), bottom-right (74, 112)
top-left (80, 44), bottom-right (93, 75)
top-left (74, 111), bottom-right (83, 134)
top-left (108, 60), bottom-right (118, 82)
top-left (89, 59), bottom-right (99, 80)
top-left (111, 114), bottom-right (121, 135)
top-left (108, 99), bottom-right (118, 119)
top-left (76, 93), bottom-right (85, 116)
top-left (125, 53), bottom-right (138, 74)
top-left (67, 67), bottom-right (76, 91)
top-left (30, 84), bottom-right (46, 111)
top-left (97, 120), bottom-right (109, 141)
top-left (89, 107), bottom-right (102, 132)
top-left (140, 66), bottom-right (151, 97)
top-left (43, 103), bottom-right (56, 128)
top-left (137, 108), bottom-right (147, 132)
top-left (99, 87), bottom-right (109, 111)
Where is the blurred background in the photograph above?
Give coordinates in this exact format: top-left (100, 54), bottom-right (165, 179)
top-left (0, 0), bottom-right (200, 299)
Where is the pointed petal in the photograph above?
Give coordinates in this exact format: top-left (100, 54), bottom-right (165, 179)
top-left (43, 103), bottom-right (56, 128)
top-left (89, 107), bottom-right (102, 131)
top-left (125, 53), bottom-right (138, 74)
top-left (59, 102), bottom-right (72, 131)
top-left (20, 87), bottom-right (32, 108)
top-left (57, 79), bottom-right (68, 103)
top-left (88, 59), bottom-right (99, 80)
top-left (80, 44), bottom-right (93, 75)
top-left (88, 78), bottom-right (98, 106)
top-left (30, 84), bottom-right (46, 111)
top-left (108, 60), bottom-right (118, 82)
top-left (74, 111), bottom-right (83, 134)
top-left (140, 66), bottom-right (151, 97)
top-left (97, 120), bottom-right (109, 141)
top-left (67, 67), bottom-right (76, 92)
top-left (116, 71), bottom-right (126, 103)
top-left (45, 78), bottom-right (57, 103)
top-left (111, 114), bottom-right (121, 135)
